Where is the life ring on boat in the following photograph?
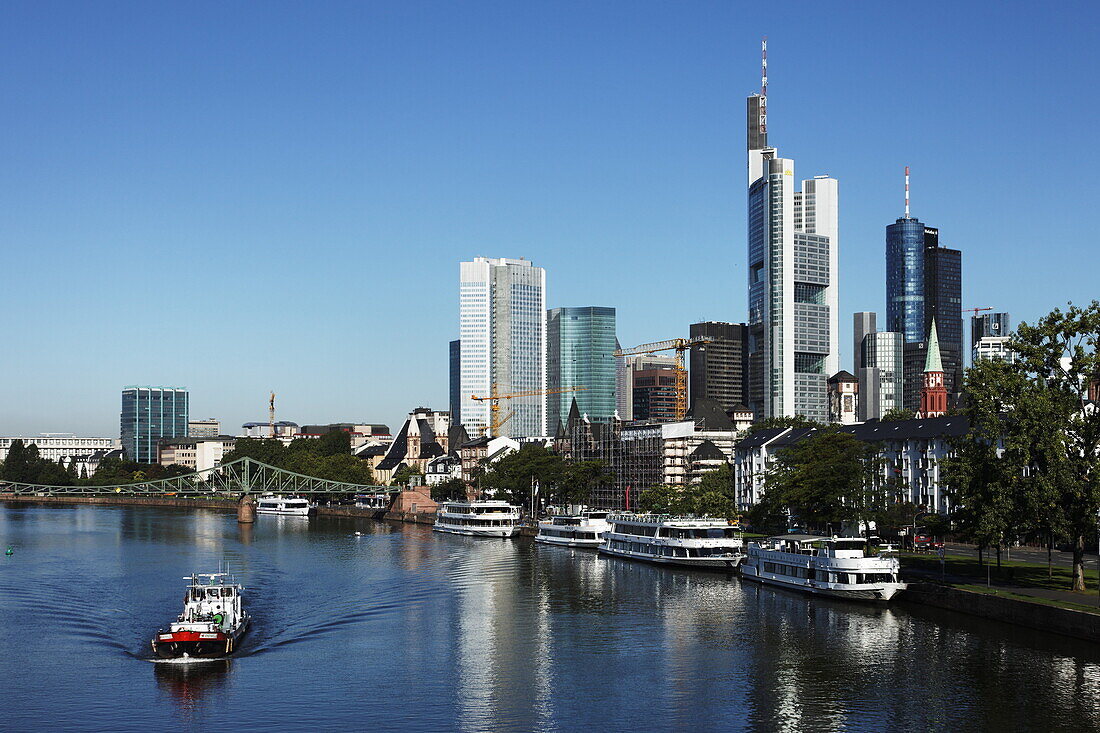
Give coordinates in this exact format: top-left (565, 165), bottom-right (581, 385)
top-left (213, 612), bottom-right (224, 625)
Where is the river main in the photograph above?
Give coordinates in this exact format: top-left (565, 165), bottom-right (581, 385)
top-left (2, 502), bottom-right (1099, 731)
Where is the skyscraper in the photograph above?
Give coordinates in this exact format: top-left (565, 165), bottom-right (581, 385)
top-left (853, 312), bottom-right (877, 375)
top-left (972, 312), bottom-right (1014, 364)
top-left (459, 257), bottom-right (546, 438)
top-left (449, 339), bottom-right (461, 425)
top-left (859, 330), bottom-right (904, 420)
top-left (689, 321), bottom-right (748, 413)
top-left (887, 174), bottom-right (963, 411)
top-left (745, 56), bottom-right (839, 423)
top-left (546, 306), bottom-right (617, 434)
top-left (121, 386), bottom-right (188, 463)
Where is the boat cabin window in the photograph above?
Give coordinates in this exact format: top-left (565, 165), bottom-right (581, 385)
top-left (221, 587), bottom-right (233, 598)
top-left (206, 588), bottom-right (219, 599)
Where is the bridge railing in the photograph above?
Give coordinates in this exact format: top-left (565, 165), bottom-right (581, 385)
top-left (0, 457), bottom-right (396, 498)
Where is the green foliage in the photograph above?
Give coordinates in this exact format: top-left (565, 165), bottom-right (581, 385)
top-left (1, 440), bottom-right (74, 486)
top-left (636, 464), bottom-right (738, 519)
top-left (221, 435), bottom-right (374, 485)
top-left (745, 415), bottom-right (822, 435)
top-left (880, 407), bottom-right (915, 423)
top-left (87, 456), bottom-right (193, 485)
top-left (431, 477), bottom-right (468, 502)
top-left (763, 428), bottom-right (878, 533)
top-left (554, 460), bottom-right (610, 506)
top-left (390, 464), bottom-right (422, 488)
top-left (479, 444), bottom-right (564, 506)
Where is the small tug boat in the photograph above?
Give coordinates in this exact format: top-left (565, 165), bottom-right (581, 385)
top-left (151, 572), bottom-right (251, 660)
top-left (255, 494), bottom-right (314, 516)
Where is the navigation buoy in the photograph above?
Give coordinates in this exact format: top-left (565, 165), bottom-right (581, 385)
top-left (5, 545), bottom-right (13, 556)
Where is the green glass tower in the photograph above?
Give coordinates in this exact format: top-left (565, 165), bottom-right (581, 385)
top-left (546, 307), bottom-right (617, 433)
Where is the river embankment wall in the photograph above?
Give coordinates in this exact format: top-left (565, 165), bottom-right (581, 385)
top-left (900, 582), bottom-right (1100, 643)
top-left (0, 494), bottom-right (388, 520)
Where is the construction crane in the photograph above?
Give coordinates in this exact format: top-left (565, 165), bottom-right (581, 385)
top-left (963, 307), bottom-right (993, 318)
top-left (268, 391), bottom-right (276, 439)
top-left (471, 385), bottom-right (587, 437)
top-left (614, 337), bottom-right (711, 421)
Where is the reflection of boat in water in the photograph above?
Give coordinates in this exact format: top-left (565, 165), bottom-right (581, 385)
top-left (151, 572), bottom-right (251, 659)
top-left (599, 514), bottom-right (744, 569)
top-left (433, 501), bottom-right (521, 538)
top-left (153, 657), bottom-right (231, 706)
top-left (740, 534), bottom-right (906, 602)
top-left (535, 511), bottom-right (610, 548)
top-left (256, 494), bottom-right (314, 516)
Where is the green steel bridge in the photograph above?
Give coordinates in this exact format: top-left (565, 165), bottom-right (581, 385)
top-left (0, 457), bottom-right (393, 498)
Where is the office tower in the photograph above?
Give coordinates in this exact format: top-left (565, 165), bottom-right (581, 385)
top-left (689, 322), bottom-right (748, 413)
top-left (449, 339), bottom-right (462, 425)
top-left (459, 257), bottom-right (546, 438)
top-left (972, 312), bottom-right (1015, 363)
top-left (615, 338), bottom-right (632, 421)
top-left (887, 171), bottom-right (963, 411)
top-left (632, 367), bottom-right (680, 423)
top-left (853, 312), bottom-right (877, 375)
top-left (619, 353), bottom-right (678, 422)
top-left (859, 330), bottom-right (904, 420)
top-left (121, 386), bottom-right (188, 463)
top-left (745, 51), bottom-right (839, 423)
top-left (546, 307), bottom-right (617, 433)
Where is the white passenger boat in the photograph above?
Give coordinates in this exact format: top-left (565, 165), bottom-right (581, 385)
top-left (355, 493), bottom-right (390, 511)
top-left (535, 511), bottom-right (610, 548)
top-left (255, 494), bottom-right (314, 516)
top-left (598, 514), bottom-right (744, 569)
top-left (433, 500), bottom-right (521, 538)
top-left (740, 534), bottom-right (906, 602)
top-left (151, 572), bottom-right (251, 660)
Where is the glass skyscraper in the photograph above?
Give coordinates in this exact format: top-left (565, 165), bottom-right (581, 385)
top-left (121, 386), bottom-right (188, 463)
top-left (887, 218), bottom-right (963, 410)
top-left (546, 307), bottom-right (617, 433)
top-left (459, 257), bottom-right (546, 438)
top-left (448, 339), bottom-right (461, 425)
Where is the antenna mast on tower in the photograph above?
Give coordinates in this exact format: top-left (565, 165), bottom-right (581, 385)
top-left (904, 166), bottom-right (911, 218)
top-left (759, 36), bottom-right (768, 138)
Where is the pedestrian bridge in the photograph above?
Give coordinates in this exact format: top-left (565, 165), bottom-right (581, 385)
top-left (0, 457), bottom-right (392, 497)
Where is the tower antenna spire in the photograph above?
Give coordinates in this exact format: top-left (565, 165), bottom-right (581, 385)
top-left (759, 36), bottom-right (768, 138)
top-left (904, 165), bottom-right (910, 218)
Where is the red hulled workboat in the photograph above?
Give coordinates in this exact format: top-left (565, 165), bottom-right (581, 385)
top-left (151, 572), bottom-right (251, 660)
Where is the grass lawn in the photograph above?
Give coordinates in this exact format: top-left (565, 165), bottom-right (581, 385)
top-left (951, 584), bottom-right (1100, 614)
top-left (902, 551), bottom-right (1100, 594)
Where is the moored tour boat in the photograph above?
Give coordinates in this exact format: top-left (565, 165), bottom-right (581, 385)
top-left (598, 514), bottom-right (745, 569)
top-left (740, 534), bottom-right (906, 602)
top-left (433, 500), bottom-right (521, 538)
top-left (535, 511), bottom-right (610, 548)
top-left (355, 493), bottom-right (390, 511)
top-left (151, 572), bottom-right (251, 660)
top-left (255, 494), bottom-right (313, 516)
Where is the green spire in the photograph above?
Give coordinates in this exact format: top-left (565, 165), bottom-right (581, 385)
top-left (924, 319), bottom-right (943, 373)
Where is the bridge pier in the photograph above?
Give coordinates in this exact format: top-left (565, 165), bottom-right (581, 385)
top-left (237, 495), bottom-right (255, 523)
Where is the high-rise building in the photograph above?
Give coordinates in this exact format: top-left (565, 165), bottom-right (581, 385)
top-left (546, 307), bottom-right (617, 434)
top-left (449, 339), bottom-right (461, 425)
top-left (860, 330), bottom-right (904, 420)
top-left (887, 207), bottom-right (962, 411)
top-left (121, 386), bottom-right (188, 463)
top-left (459, 257), bottom-right (546, 438)
top-left (615, 338), bottom-right (632, 421)
top-left (632, 367), bottom-right (679, 423)
top-left (972, 312), bottom-right (1011, 363)
top-left (689, 322), bottom-right (748, 414)
top-left (853, 312), bottom-right (877, 375)
top-left (746, 74), bottom-right (839, 423)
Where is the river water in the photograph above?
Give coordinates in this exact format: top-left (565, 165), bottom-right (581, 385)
top-left (2, 503), bottom-right (1100, 732)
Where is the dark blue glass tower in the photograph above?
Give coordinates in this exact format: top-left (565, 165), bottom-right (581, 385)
top-left (448, 340), bottom-right (461, 425)
top-left (886, 217), bottom-right (927, 342)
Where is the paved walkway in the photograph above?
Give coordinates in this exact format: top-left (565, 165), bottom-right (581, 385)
top-left (941, 541), bottom-right (1098, 570)
top-left (903, 565), bottom-right (1100, 612)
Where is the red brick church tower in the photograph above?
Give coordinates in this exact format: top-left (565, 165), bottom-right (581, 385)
top-left (918, 319), bottom-right (948, 418)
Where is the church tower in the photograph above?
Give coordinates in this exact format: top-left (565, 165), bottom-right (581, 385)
top-left (917, 320), bottom-right (948, 418)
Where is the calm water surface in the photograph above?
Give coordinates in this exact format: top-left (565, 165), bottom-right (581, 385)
top-left (2, 503), bottom-right (1100, 732)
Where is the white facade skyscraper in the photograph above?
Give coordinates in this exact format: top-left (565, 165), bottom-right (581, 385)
top-left (459, 257), bottom-right (547, 438)
top-left (745, 85), bottom-right (839, 423)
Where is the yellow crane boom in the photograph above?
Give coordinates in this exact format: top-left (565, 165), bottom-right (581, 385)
top-left (471, 385), bottom-right (587, 437)
top-left (613, 337), bottom-right (711, 421)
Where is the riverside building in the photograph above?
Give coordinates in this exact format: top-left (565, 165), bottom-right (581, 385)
top-left (121, 386), bottom-right (188, 463)
top-left (459, 257), bottom-right (547, 438)
top-left (546, 306), bottom-right (617, 434)
top-left (745, 50), bottom-right (839, 424)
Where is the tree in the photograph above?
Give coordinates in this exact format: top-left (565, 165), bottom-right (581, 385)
top-left (745, 415), bottom-right (822, 435)
top-left (432, 477), bottom-right (468, 502)
top-left (637, 485), bottom-right (687, 514)
top-left (555, 460), bottom-right (610, 507)
top-left (390, 464), bottom-right (422, 488)
top-left (479, 444), bottom-right (565, 507)
top-left (317, 430), bottom-right (352, 457)
top-left (880, 407), bottom-right (915, 422)
top-left (763, 428), bottom-right (878, 533)
top-left (1, 439), bottom-right (32, 483)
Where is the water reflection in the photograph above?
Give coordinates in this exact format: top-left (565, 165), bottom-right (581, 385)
top-left (153, 660), bottom-right (231, 715)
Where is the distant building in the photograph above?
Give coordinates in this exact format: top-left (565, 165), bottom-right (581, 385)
top-left (546, 306), bottom-right (617, 434)
top-left (852, 312), bottom-right (877, 376)
top-left (459, 257), bottom-right (547, 438)
top-left (158, 436), bottom-right (236, 472)
top-left (0, 435), bottom-right (118, 477)
top-left (974, 336), bottom-right (1016, 364)
top-left (187, 418), bottom-right (220, 438)
top-left (241, 421), bottom-right (299, 438)
top-left (827, 371), bottom-right (859, 425)
top-left (457, 435), bottom-right (520, 485)
top-left (449, 339), bottom-right (462, 426)
top-left (632, 367), bottom-right (679, 423)
top-left (972, 312), bottom-right (1015, 364)
top-left (857, 329), bottom-right (904, 421)
top-left (374, 408), bottom-right (452, 484)
top-left (298, 423), bottom-right (391, 448)
top-left (121, 386), bottom-right (188, 463)
top-left (689, 321), bottom-right (748, 414)
top-left (618, 353), bottom-right (677, 423)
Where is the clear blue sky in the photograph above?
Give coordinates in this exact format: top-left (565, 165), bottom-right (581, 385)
top-left (3, 1), bottom-right (1098, 437)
